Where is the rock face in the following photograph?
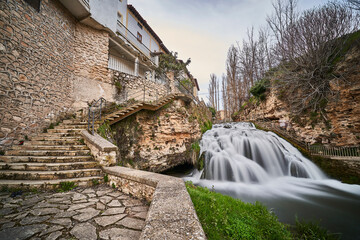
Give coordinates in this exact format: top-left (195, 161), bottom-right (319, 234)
top-left (235, 46), bottom-right (360, 146)
top-left (110, 99), bottom-right (204, 172)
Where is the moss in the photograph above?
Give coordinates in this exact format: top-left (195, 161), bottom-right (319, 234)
top-left (201, 120), bottom-right (212, 134)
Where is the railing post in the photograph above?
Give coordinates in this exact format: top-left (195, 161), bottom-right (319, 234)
top-left (92, 111), bottom-right (95, 135)
top-left (143, 82), bottom-right (146, 102)
top-left (88, 107), bottom-right (90, 132)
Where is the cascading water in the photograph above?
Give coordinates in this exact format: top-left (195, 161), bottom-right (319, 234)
top-left (185, 122), bottom-right (360, 240)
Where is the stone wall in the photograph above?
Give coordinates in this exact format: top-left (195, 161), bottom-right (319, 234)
top-left (111, 70), bottom-right (171, 104)
top-left (103, 166), bottom-right (206, 239)
top-left (72, 23), bottom-right (115, 110)
top-left (0, 0), bottom-right (77, 149)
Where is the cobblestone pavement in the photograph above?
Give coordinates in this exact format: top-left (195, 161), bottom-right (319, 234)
top-left (0, 184), bottom-right (149, 240)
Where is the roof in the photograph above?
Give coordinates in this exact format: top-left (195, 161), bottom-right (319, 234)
top-left (127, 4), bottom-right (169, 54)
top-left (194, 78), bottom-right (200, 91)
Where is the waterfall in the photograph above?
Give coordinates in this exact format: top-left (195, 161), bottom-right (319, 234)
top-left (198, 122), bottom-right (326, 182)
top-left (184, 122), bottom-right (360, 240)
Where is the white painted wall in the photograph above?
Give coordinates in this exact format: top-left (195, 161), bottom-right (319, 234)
top-left (117, 0), bottom-right (127, 24)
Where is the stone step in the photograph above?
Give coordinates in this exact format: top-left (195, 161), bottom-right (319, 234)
top-left (55, 124), bottom-right (98, 129)
top-left (5, 149), bottom-right (91, 156)
top-left (47, 128), bottom-right (85, 134)
top-left (23, 139), bottom-right (84, 146)
top-left (0, 168), bottom-right (102, 180)
top-left (62, 119), bottom-right (89, 124)
top-left (11, 144), bottom-right (88, 151)
top-left (0, 161), bottom-right (99, 171)
top-left (0, 176), bottom-right (103, 189)
top-left (39, 131), bottom-right (81, 136)
top-left (0, 155), bottom-right (94, 163)
top-left (31, 135), bottom-right (82, 141)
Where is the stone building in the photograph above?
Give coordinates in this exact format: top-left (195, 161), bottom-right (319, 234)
top-left (0, 0), bottom-right (199, 150)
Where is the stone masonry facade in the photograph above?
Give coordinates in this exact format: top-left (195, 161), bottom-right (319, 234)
top-left (0, 0), bottom-right (77, 149)
top-left (0, 0), bottom-right (177, 151)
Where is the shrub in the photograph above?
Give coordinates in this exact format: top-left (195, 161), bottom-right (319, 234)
top-left (208, 107), bottom-right (216, 118)
top-left (92, 179), bottom-right (99, 186)
top-left (250, 79), bottom-right (270, 101)
top-left (57, 181), bottom-right (77, 192)
top-left (104, 174), bottom-right (109, 183)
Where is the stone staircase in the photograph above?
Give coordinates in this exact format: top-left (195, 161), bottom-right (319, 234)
top-left (103, 93), bottom-right (189, 125)
top-left (0, 93), bottom-right (192, 190)
top-left (0, 119), bottom-right (103, 189)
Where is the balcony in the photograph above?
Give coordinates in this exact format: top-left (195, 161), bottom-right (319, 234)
top-left (116, 20), bottom-right (158, 66)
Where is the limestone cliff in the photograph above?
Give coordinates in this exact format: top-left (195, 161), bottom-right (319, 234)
top-left (235, 44), bottom-right (360, 146)
top-left (104, 99), bottom-right (210, 172)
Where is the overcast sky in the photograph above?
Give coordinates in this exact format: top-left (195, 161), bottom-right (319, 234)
top-left (128, 0), bottom-right (329, 100)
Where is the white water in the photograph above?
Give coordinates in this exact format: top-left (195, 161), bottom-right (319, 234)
top-left (185, 122), bottom-right (360, 239)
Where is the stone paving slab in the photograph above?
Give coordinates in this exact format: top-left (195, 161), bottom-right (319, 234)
top-left (0, 184), bottom-right (148, 240)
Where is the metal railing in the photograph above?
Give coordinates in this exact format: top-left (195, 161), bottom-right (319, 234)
top-left (88, 97), bottom-right (106, 135)
top-left (116, 20), bottom-right (158, 65)
top-left (308, 145), bottom-right (360, 158)
top-left (252, 118), bottom-right (360, 158)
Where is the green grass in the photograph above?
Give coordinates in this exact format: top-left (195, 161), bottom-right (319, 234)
top-left (291, 218), bottom-right (340, 240)
top-left (186, 183), bottom-right (341, 240)
top-left (186, 182), bottom-right (292, 240)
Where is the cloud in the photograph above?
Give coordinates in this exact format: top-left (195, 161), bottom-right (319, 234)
top-left (129, 0), bottom-right (330, 98)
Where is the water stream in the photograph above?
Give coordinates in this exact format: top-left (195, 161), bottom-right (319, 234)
top-left (184, 122), bottom-right (360, 239)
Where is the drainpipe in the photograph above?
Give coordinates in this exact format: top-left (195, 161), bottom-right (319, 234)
top-left (152, 70), bottom-right (155, 82)
top-left (135, 57), bottom-right (139, 76)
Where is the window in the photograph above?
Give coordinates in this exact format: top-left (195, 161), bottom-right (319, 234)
top-left (117, 11), bottom-right (122, 24)
top-left (137, 32), bottom-right (142, 43)
top-left (137, 22), bottom-right (143, 29)
top-left (24, 0), bottom-right (41, 12)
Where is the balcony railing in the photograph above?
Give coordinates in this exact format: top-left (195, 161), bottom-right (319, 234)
top-left (116, 20), bottom-right (158, 65)
top-left (81, 0), bottom-right (90, 9)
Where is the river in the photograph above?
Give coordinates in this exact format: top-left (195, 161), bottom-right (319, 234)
top-left (184, 122), bottom-right (360, 240)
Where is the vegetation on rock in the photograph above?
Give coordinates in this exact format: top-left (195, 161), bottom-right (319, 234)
top-left (155, 52), bottom-right (191, 80)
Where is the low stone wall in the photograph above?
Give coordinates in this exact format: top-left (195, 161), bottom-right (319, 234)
top-left (81, 130), bottom-right (117, 167)
top-left (103, 166), bottom-right (206, 240)
top-left (111, 70), bottom-right (171, 103)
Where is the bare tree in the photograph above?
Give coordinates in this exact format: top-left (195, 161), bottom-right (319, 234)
top-left (267, 1), bottom-right (358, 114)
top-left (208, 74), bottom-right (220, 111)
top-left (347, 0), bottom-right (360, 10)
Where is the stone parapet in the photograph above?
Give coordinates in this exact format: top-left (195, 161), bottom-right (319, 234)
top-left (103, 166), bottom-right (207, 240)
top-left (111, 70), bottom-right (171, 103)
top-left (81, 130), bottom-right (117, 167)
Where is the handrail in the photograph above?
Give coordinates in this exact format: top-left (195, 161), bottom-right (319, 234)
top-left (88, 97), bottom-right (106, 135)
top-left (116, 20), bottom-right (157, 64)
